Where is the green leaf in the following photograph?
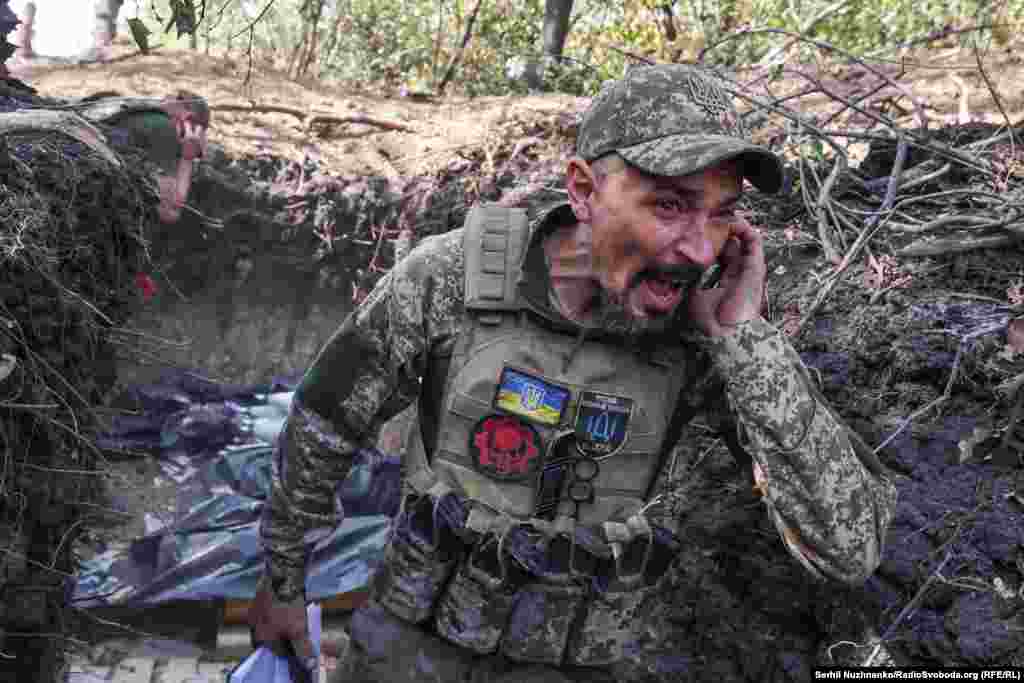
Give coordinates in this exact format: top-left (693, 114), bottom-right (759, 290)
top-left (127, 18), bottom-right (151, 53)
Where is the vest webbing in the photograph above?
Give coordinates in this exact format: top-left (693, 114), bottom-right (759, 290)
top-left (462, 203), bottom-right (529, 316)
top-left (458, 203), bottom-right (697, 512)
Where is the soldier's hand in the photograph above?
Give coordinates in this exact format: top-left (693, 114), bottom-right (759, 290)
top-left (176, 115), bottom-right (207, 162)
top-left (687, 218), bottom-right (766, 337)
top-left (248, 574), bottom-right (317, 670)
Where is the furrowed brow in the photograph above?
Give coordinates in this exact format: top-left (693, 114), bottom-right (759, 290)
top-left (652, 179), bottom-right (743, 210)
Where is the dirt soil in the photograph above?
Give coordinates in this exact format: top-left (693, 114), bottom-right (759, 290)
top-left (11, 33), bottom-right (1024, 679)
top-left (11, 38), bottom-right (585, 179)
top-left (11, 36), bottom-right (1024, 180)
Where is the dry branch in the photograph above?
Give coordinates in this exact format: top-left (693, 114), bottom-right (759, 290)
top-left (211, 103), bottom-right (416, 133)
top-left (437, 0), bottom-right (486, 96)
top-left (899, 231), bottom-right (1024, 257)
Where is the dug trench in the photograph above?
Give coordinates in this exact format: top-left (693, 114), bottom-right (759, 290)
top-left (83, 142), bottom-right (1024, 679)
top-left (2, 89), bottom-right (1024, 683)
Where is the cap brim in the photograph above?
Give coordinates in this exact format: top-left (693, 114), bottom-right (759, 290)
top-left (617, 134), bottom-right (784, 194)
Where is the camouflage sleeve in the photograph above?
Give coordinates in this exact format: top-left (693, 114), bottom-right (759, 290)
top-left (698, 318), bottom-right (898, 585)
top-left (259, 231), bottom-right (465, 602)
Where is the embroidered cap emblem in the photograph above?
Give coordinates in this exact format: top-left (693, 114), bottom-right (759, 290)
top-left (470, 414), bottom-right (544, 481)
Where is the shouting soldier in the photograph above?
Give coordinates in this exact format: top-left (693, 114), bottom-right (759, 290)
top-left (249, 64), bottom-right (899, 682)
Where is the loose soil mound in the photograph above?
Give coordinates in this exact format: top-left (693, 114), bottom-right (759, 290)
top-left (0, 81), bottom-right (157, 681)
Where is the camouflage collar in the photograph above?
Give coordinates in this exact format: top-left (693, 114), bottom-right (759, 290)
top-left (516, 201), bottom-right (583, 334)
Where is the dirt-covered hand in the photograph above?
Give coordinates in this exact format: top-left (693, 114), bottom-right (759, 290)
top-left (248, 574), bottom-right (316, 667)
top-left (176, 116), bottom-right (207, 162)
top-left (686, 218), bottom-right (766, 337)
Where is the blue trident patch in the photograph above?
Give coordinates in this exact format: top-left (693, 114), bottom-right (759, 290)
top-left (573, 390), bottom-right (634, 458)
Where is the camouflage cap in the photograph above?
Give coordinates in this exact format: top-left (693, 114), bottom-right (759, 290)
top-left (576, 64), bottom-right (783, 193)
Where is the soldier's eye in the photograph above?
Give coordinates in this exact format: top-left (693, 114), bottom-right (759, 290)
top-left (655, 197), bottom-right (681, 213)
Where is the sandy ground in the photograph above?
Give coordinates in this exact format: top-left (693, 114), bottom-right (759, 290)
top-left (10, 39), bottom-right (585, 179)
top-left (11, 36), bottom-right (1024, 183)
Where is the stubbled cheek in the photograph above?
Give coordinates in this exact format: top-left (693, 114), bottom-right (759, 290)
top-left (649, 224), bottom-right (680, 253)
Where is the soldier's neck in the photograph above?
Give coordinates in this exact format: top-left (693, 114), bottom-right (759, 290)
top-left (543, 221), bottom-right (600, 324)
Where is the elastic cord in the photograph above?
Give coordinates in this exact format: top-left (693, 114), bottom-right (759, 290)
top-left (495, 523), bottom-right (516, 584)
top-left (430, 494), bottom-right (445, 549)
top-left (639, 521), bottom-right (654, 579)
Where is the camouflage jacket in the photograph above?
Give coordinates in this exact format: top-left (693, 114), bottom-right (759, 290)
top-left (259, 201), bottom-right (899, 603)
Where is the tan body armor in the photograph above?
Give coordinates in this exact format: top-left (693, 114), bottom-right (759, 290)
top-left (405, 205), bottom-right (689, 528)
top-left (375, 205), bottom-right (691, 666)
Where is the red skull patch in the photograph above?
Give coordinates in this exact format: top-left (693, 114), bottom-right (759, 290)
top-left (469, 414), bottom-right (543, 481)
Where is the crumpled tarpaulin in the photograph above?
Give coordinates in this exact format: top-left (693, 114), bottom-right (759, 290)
top-left (70, 370), bottom-right (401, 607)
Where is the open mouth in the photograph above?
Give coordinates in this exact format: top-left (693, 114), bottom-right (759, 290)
top-left (643, 276), bottom-right (685, 296)
top-left (633, 265), bottom-right (703, 314)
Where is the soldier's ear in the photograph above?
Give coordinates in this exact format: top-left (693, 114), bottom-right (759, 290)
top-left (566, 158), bottom-right (596, 223)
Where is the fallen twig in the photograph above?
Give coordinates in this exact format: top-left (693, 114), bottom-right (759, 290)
top-left (815, 154), bottom-right (846, 264)
top-left (890, 211), bottom-right (1020, 236)
top-left (791, 139), bottom-right (909, 338)
top-left (898, 230), bottom-right (1024, 257)
top-left (211, 103), bottom-right (416, 133)
top-left (873, 318), bottom-right (1009, 454)
top-left (863, 550), bottom-right (953, 666)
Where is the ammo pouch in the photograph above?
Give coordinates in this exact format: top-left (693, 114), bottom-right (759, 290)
top-left (373, 491), bottom-right (467, 624)
top-left (500, 534), bottom-right (587, 665)
top-left (434, 531), bottom-right (529, 654)
top-left (494, 517), bottom-right (679, 667)
top-left (566, 518), bottom-right (680, 667)
top-left (376, 495), bottom-right (680, 668)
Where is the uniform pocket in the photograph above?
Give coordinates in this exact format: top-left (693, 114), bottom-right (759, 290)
top-left (499, 579), bottom-right (586, 665)
top-left (434, 536), bottom-right (526, 654)
top-left (373, 494), bottom-right (462, 624)
top-left (565, 578), bottom-right (655, 666)
top-left (567, 522), bottom-right (678, 666)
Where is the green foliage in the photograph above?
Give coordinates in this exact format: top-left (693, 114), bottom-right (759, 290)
top-left (136, 0), bottom-right (1022, 96)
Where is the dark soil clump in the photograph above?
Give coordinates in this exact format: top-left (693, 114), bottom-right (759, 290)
top-left (0, 80), bottom-right (157, 681)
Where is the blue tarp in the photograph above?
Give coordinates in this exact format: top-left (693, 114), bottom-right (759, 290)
top-left (71, 371), bottom-right (400, 607)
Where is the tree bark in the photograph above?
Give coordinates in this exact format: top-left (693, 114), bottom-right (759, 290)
top-left (297, 0), bottom-right (326, 79)
top-left (541, 0), bottom-right (573, 59)
top-left (436, 0), bottom-right (485, 96)
top-left (287, 0), bottom-right (314, 78)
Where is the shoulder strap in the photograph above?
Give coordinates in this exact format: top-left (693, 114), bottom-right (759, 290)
top-left (462, 203), bottom-right (529, 312)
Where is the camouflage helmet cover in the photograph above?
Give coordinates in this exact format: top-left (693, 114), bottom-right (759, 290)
top-left (576, 64), bottom-right (783, 193)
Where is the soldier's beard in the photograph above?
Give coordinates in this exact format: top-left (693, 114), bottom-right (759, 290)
top-left (594, 263), bottom-right (706, 337)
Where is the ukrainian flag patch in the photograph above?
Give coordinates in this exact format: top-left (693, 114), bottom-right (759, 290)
top-left (494, 367), bottom-right (570, 427)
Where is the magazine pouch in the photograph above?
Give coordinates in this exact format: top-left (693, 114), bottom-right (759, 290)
top-left (499, 534), bottom-right (585, 665)
top-left (434, 531), bottom-right (528, 654)
top-left (373, 491), bottom-right (465, 624)
top-left (567, 517), bottom-right (679, 667)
